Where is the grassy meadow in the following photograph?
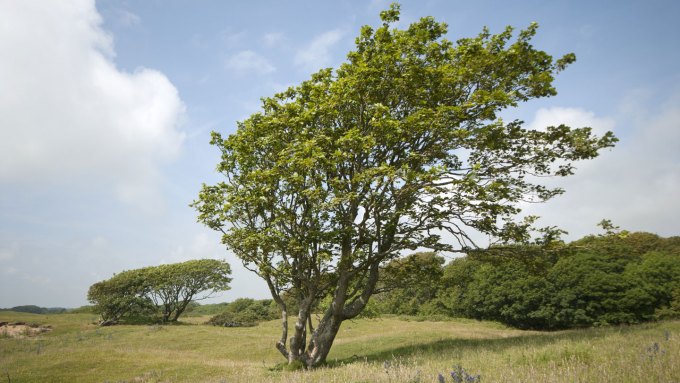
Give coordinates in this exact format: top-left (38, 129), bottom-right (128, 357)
top-left (1, 311), bottom-right (679, 383)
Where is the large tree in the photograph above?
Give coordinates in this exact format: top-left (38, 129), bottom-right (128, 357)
top-left (193, 4), bottom-right (616, 367)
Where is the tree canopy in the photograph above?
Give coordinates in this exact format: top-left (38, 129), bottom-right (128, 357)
top-left (193, 4), bottom-right (616, 367)
top-left (87, 259), bottom-right (231, 325)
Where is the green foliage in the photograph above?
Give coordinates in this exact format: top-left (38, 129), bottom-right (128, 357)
top-left (206, 298), bottom-right (278, 327)
top-left (369, 231), bottom-right (680, 330)
top-left (87, 267), bottom-right (155, 325)
top-left (372, 252), bottom-right (445, 316)
top-left (207, 311), bottom-right (258, 327)
top-left (0, 305), bottom-right (68, 314)
top-left (193, 3), bottom-right (616, 364)
top-left (451, 232), bottom-right (680, 329)
top-left (87, 259), bottom-right (232, 325)
top-left (68, 305), bottom-right (97, 314)
top-left (546, 251), bottom-right (638, 327)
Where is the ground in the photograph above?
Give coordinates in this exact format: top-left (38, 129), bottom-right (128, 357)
top-left (0, 321), bottom-right (52, 338)
top-left (0, 311), bottom-right (678, 382)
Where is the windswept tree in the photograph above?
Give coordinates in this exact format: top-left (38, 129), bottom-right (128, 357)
top-left (87, 267), bottom-right (154, 326)
top-left (193, 4), bottom-right (616, 367)
top-left (147, 259), bottom-right (233, 322)
top-left (87, 259), bottom-right (232, 325)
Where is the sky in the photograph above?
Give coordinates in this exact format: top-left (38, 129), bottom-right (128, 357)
top-left (1, 0), bottom-right (679, 308)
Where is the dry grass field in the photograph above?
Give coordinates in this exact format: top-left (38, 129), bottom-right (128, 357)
top-left (1, 311), bottom-right (678, 382)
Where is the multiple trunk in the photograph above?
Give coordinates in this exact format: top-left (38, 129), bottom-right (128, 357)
top-left (267, 261), bottom-right (381, 367)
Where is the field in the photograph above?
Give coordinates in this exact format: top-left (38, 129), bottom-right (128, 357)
top-left (1, 311), bottom-right (679, 383)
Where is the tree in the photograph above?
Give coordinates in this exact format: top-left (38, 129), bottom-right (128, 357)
top-left (147, 259), bottom-right (233, 322)
top-left (87, 268), bottom-right (154, 326)
top-left (193, 4), bottom-right (616, 367)
top-left (371, 252), bottom-right (445, 315)
top-left (87, 259), bottom-right (232, 325)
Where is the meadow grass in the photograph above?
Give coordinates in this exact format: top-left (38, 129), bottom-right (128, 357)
top-left (1, 311), bottom-right (678, 382)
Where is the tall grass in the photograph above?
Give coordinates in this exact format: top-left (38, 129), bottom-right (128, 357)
top-left (1, 311), bottom-right (678, 382)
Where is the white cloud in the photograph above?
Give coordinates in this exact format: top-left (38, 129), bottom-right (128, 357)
top-left (522, 98), bottom-right (680, 239)
top-left (526, 106), bottom-right (615, 135)
top-left (114, 9), bottom-right (141, 27)
top-left (262, 32), bottom-right (285, 47)
top-left (294, 29), bottom-right (345, 71)
top-left (0, 0), bottom-right (185, 209)
top-left (225, 50), bottom-right (276, 75)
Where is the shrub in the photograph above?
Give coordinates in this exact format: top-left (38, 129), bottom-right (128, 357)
top-left (207, 311), bottom-right (257, 327)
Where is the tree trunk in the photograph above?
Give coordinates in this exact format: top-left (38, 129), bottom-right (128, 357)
top-left (306, 312), bottom-right (343, 366)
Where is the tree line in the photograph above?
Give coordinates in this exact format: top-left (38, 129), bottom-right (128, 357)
top-left (371, 230), bottom-right (680, 329)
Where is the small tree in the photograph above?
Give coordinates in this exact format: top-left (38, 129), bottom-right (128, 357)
top-left (148, 259), bottom-right (233, 322)
top-left (87, 268), bottom-right (153, 326)
top-left (194, 4), bottom-right (616, 366)
top-left (87, 259), bottom-right (231, 325)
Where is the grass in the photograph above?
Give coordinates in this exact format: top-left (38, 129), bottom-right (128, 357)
top-left (1, 311), bottom-right (679, 382)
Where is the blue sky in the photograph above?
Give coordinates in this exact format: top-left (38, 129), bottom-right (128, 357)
top-left (1, 0), bottom-right (679, 308)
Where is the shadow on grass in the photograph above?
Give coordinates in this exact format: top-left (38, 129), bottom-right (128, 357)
top-left (323, 323), bottom-right (650, 368)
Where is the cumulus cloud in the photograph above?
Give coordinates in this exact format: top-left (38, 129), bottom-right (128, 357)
top-left (0, 0), bottom-right (185, 208)
top-left (523, 99), bottom-right (680, 239)
top-left (225, 50), bottom-right (276, 75)
top-left (294, 29), bottom-right (345, 71)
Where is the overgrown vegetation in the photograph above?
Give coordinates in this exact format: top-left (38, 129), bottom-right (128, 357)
top-left (372, 229), bottom-right (680, 329)
top-left (87, 259), bottom-right (231, 325)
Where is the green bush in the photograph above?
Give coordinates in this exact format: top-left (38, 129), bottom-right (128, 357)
top-left (207, 311), bottom-right (258, 327)
top-left (206, 298), bottom-right (278, 327)
top-left (367, 231), bottom-right (680, 330)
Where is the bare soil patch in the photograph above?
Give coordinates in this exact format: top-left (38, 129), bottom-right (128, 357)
top-left (0, 321), bottom-right (52, 338)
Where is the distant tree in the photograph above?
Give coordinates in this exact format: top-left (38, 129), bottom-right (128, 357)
top-left (448, 232), bottom-right (680, 329)
top-left (147, 259), bottom-right (233, 322)
top-left (207, 298), bottom-right (278, 327)
top-left (12, 305), bottom-right (44, 314)
top-left (371, 252), bottom-right (445, 315)
top-left (462, 250), bottom-right (555, 329)
top-left (430, 256), bottom-right (482, 317)
top-left (87, 268), bottom-right (153, 326)
top-left (87, 259), bottom-right (231, 325)
top-left (193, 4), bottom-right (616, 366)
top-left (7, 305), bottom-right (48, 314)
top-left (625, 251), bottom-right (680, 319)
